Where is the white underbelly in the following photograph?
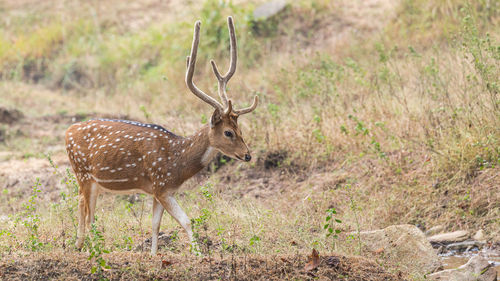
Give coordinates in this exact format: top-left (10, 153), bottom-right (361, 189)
top-left (97, 186), bottom-right (151, 195)
top-left (90, 179), bottom-right (153, 195)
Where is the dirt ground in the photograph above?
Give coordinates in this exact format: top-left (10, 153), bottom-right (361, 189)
top-left (0, 251), bottom-right (403, 281)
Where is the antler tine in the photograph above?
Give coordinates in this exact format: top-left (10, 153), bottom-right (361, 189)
top-left (233, 95), bottom-right (259, 115)
top-left (210, 16), bottom-right (237, 108)
top-left (185, 21), bottom-right (224, 112)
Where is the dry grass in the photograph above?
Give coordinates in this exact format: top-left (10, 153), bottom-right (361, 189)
top-left (0, 250), bottom-right (403, 280)
top-left (0, 0), bottom-right (499, 279)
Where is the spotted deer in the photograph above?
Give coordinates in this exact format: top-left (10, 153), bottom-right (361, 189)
top-left (65, 16), bottom-right (258, 255)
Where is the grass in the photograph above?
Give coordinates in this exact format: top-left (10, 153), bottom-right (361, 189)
top-left (0, 0), bottom-right (499, 279)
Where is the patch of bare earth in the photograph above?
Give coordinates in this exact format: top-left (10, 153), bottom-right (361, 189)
top-left (0, 251), bottom-right (402, 281)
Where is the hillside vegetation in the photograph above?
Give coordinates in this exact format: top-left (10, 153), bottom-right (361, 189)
top-left (0, 0), bottom-right (498, 279)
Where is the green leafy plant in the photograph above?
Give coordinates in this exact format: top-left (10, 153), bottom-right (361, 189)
top-left (249, 234), bottom-right (260, 246)
top-left (324, 208), bottom-right (342, 239)
top-left (345, 184), bottom-right (362, 255)
top-left (460, 6), bottom-right (499, 110)
top-left (139, 105), bottom-right (151, 121)
top-left (87, 216), bottom-right (110, 278)
top-left (191, 183), bottom-right (214, 255)
top-left (47, 155), bottom-right (79, 247)
top-left (14, 178), bottom-right (43, 251)
top-left (348, 115), bottom-right (369, 136)
top-left (191, 208), bottom-right (210, 255)
top-left (200, 113), bottom-right (208, 124)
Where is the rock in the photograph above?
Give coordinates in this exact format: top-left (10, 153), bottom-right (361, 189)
top-left (426, 225), bottom-right (445, 236)
top-left (429, 256), bottom-right (497, 281)
top-left (353, 224), bottom-right (441, 274)
top-left (473, 229), bottom-right (485, 241)
top-left (437, 245), bottom-right (445, 255)
top-left (446, 240), bottom-right (486, 252)
top-left (253, 0), bottom-right (287, 20)
top-left (428, 230), bottom-right (469, 247)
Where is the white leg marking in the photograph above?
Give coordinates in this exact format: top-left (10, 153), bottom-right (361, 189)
top-left (159, 196), bottom-right (194, 244)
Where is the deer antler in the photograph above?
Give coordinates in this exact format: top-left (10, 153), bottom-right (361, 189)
top-left (186, 21), bottom-right (224, 112)
top-left (186, 17), bottom-right (258, 116)
top-left (233, 95), bottom-right (259, 115)
top-left (210, 16), bottom-right (237, 108)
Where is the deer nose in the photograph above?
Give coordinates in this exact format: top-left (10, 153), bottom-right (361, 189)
top-left (244, 154), bottom-right (251, 162)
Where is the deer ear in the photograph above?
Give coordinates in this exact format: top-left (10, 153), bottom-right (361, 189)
top-left (210, 109), bottom-right (223, 128)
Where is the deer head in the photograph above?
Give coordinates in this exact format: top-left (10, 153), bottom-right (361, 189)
top-left (185, 16), bottom-right (258, 162)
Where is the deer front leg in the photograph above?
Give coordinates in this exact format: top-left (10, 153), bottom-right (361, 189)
top-left (151, 198), bottom-right (164, 255)
top-left (157, 195), bottom-right (200, 255)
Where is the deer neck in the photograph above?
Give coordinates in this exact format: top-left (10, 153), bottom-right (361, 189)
top-left (169, 125), bottom-right (217, 183)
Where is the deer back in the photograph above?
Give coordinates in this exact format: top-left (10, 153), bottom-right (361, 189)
top-left (65, 119), bottom-right (208, 194)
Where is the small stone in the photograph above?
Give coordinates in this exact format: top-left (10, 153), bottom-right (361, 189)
top-left (428, 256), bottom-right (497, 281)
top-left (428, 230), bottom-right (469, 247)
top-left (445, 240), bottom-right (485, 252)
top-left (253, 0), bottom-right (287, 20)
top-left (425, 225), bottom-right (445, 236)
top-left (473, 229), bottom-right (485, 241)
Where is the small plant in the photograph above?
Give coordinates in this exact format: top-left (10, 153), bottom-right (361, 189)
top-left (460, 6), bottom-right (499, 110)
top-left (348, 115), bottom-right (369, 136)
top-left (345, 184), bottom-right (362, 255)
top-left (191, 208), bottom-right (210, 255)
top-left (124, 194), bottom-right (145, 251)
top-left (200, 183), bottom-right (214, 202)
top-left (200, 113), bottom-right (208, 124)
top-left (0, 228), bottom-right (16, 252)
top-left (14, 178), bottom-right (43, 251)
top-left (249, 234), bottom-right (260, 246)
top-left (47, 154), bottom-right (80, 246)
top-left (267, 103), bottom-right (279, 120)
top-left (191, 184), bottom-right (214, 255)
top-left (139, 105), bottom-right (151, 121)
top-left (191, 182), bottom-right (231, 256)
top-left (87, 216), bottom-right (110, 278)
top-left (248, 232), bottom-right (262, 253)
top-left (116, 234), bottom-right (133, 251)
top-left (324, 207), bottom-right (342, 248)
top-left (202, 183), bottom-right (229, 254)
top-left (312, 128), bottom-right (325, 143)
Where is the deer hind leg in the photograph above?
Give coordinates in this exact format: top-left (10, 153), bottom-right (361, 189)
top-left (85, 182), bottom-right (99, 228)
top-left (156, 194), bottom-right (199, 255)
top-left (75, 181), bottom-right (91, 250)
top-left (151, 198), bottom-right (164, 255)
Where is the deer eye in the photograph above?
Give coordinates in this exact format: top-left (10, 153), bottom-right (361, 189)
top-left (224, 131), bottom-right (233, 138)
